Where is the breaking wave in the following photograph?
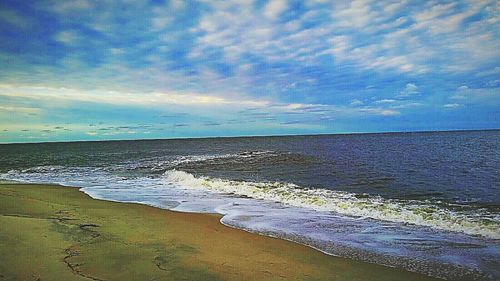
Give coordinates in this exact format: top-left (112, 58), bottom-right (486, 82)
top-left (163, 169), bottom-right (500, 240)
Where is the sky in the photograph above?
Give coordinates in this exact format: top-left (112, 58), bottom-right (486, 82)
top-left (0, 0), bottom-right (499, 143)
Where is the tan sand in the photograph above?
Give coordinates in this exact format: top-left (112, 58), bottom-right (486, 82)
top-left (0, 183), bottom-right (442, 280)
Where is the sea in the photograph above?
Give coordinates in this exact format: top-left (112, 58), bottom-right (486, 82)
top-left (1, 130), bottom-right (499, 280)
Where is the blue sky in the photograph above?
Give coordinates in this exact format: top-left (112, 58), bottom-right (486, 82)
top-left (0, 0), bottom-right (498, 143)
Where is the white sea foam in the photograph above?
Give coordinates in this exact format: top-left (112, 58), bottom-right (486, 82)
top-left (169, 150), bottom-right (277, 165)
top-left (2, 166), bottom-right (499, 279)
top-left (163, 169), bottom-right (500, 240)
top-left (3, 166), bottom-right (499, 240)
top-left (125, 150), bottom-right (279, 171)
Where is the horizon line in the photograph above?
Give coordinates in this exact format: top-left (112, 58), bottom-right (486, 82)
top-left (1, 128), bottom-right (499, 145)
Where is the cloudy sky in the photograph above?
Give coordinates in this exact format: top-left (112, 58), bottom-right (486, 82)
top-left (0, 0), bottom-right (498, 143)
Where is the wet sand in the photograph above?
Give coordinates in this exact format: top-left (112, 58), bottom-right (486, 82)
top-left (0, 183), bottom-right (442, 280)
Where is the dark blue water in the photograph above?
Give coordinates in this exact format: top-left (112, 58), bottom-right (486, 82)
top-left (1, 130), bottom-right (499, 280)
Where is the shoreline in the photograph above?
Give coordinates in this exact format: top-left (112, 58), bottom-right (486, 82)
top-left (0, 183), bottom-right (443, 281)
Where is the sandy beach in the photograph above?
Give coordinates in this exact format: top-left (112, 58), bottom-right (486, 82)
top-left (0, 183), bottom-right (442, 281)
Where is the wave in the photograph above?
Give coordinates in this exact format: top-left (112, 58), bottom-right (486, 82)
top-left (119, 150), bottom-right (280, 172)
top-left (3, 165), bottom-right (499, 240)
top-left (163, 169), bottom-right (500, 240)
top-left (168, 150), bottom-right (279, 166)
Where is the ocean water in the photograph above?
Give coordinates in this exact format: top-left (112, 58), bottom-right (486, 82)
top-left (1, 130), bottom-right (499, 280)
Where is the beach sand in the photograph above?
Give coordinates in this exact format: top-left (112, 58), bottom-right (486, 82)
top-left (0, 183), bottom-right (441, 281)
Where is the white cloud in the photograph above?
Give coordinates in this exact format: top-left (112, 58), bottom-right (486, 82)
top-left (189, 0), bottom-right (497, 76)
top-left (0, 84), bottom-right (270, 109)
top-left (327, 0), bottom-right (498, 74)
top-left (350, 99), bottom-right (363, 106)
top-left (411, 2), bottom-right (484, 35)
top-left (412, 3), bottom-right (456, 23)
top-left (0, 8), bottom-right (31, 29)
top-left (444, 103), bottom-right (461, 108)
top-left (374, 99), bottom-right (396, 104)
top-left (390, 102), bottom-right (423, 109)
top-left (397, 83), bottom-right (419, 97)
top-left (380, 109), bottom-right (400, 116)
top-left (264, 0), bottom-right (288, 20)
top-left (0, 83), bottom-right (409, 124)
top-left (451, 85), bottom-right (500, 102)
top-left (54, 30), bottom-right (79, 44)
top-left (331, 0), bottom-right (375, 28)
top-left (2, 0), bottom-right (497, 135)
top-left (151, 15), bottom-right (172, 30)
top-left (383, 1), bottom-right (407, 14)
top-left (170, 0), bottom-right (185, 10)
top-left (329, 35), bottom-right (350, 58)
top-left (51, 0), bottom-right (91, 14)
top-left (476, 67), bottom-right (500, 77)
top-left (358, 108), bottom-right (400, 116)
top-left (0, 105), bottom-right (40, 114)
top-left (274, 102), bottom-right (403, 117)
